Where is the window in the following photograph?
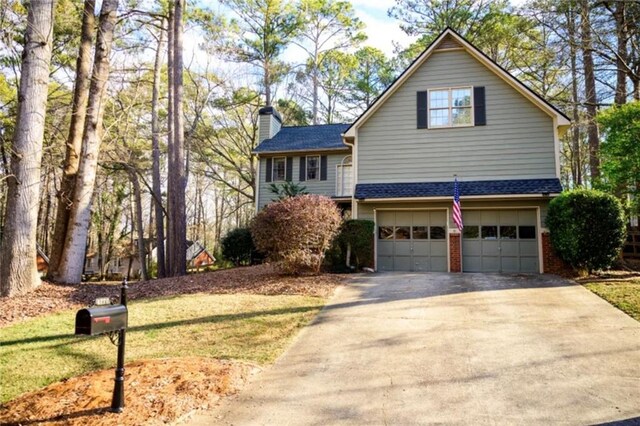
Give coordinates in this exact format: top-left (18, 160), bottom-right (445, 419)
top-left (395, 226), bottom-right (411, 240)
top-left (273, 157), bottom-right (286, 181)
top-left (430, 226), bottom-right (446, 239)
top-left (379, 226), bottom-right (394, 240)
top-left (463, 226), bottom-right (479, 239)
top-left (412, 226), bottom-right (429, 239)
top-left (306, 156), bottom-right (319, 180)
top-left (429, 87), bottom-right (472, 128)
top-left (481, 226), bottom-right (498, 239)
top-left (519, 226), bottom-right (536, 239)
top-left (500, 226), bottom-right (517, 239)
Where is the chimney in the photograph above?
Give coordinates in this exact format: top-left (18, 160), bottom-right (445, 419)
top-left (258, 106), bottom-right (282, 143)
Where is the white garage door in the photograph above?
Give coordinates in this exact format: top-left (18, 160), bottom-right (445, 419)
top-left (462, 209), bottom-right (539, 273)
top-left (377, 211), bottom-right (448, 272)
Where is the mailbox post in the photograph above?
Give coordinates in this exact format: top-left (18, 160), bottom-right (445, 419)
top-left (74, 279), bottom-right (129, 413)
top-left (110, 280), bottom-right (127, 413)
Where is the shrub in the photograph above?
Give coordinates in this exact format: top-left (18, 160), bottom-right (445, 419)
top-left (546, 189), bottom-right (626, 274)
top-left (221, 227), bottom-right (259, 266)
top-left (326, 220), bottom-right (375, 272)
top-left (251, 195), bottom-right (342, 274)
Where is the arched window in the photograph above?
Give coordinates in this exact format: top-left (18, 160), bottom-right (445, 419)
top-left (336, 155), bottom-right (353, 197)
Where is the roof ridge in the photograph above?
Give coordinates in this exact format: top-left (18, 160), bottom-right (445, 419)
top-left (281, 123), bottom-right (351, 129)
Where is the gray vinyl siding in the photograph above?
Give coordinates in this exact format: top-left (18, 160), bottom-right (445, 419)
top-left (357, 199), bottom-right (551, 229)
top-left (257, 151), bottom-right (351, 210)
top-left (357, 49), bottom-right (557, 183)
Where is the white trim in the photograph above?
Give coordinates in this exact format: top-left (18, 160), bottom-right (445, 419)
top-left (552, 117), bottom-right (561, 179)
top-left (352, 128), bottom-right (360, 219)
top-left (305, 155), bottom-right (320, 181)
top-left (358, 193), bottom-right (559, 203)
top-left (255, 158), bottom-right (260, 212)
top-left (536, 206), bottom-right (544, 273)
top-left (272, 156), bottom-right (286, 182)
top-left (373, 208), bottom-right (377, 271)
top-left (446, 207), bottom-right (451, 272)
top-left (427, 86), bottom-right (474, 128)
top-left (343, 28), bottom-right (570, 138)
top-left (335, 155), bottom-right (353, 197)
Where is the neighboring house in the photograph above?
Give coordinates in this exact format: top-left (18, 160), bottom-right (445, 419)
top-left (254, 28), bottom-right (571, 275)
top-left (149, 240), bottom-right (216, 270)
top-left (36, 246), bottom-right (49, 276)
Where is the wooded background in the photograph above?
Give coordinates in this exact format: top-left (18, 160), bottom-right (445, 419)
top-left (0, 0), bottom-right (638, 295)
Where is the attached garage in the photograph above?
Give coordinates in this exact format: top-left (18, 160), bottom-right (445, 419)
top-left (462, 209), bottom-right (539, 273)
top-left (377, 210), bottom-right (448, 272)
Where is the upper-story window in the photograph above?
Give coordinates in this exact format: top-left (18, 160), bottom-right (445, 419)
top-left (306, 155), bottom-right (320, 180)
top-left (273, 157), bottom-right (286, 181)
top-left (429, 87), bottom-right (473, 128)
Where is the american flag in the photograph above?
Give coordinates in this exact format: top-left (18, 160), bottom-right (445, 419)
top-left (453, 177), bottom-right (463, 230)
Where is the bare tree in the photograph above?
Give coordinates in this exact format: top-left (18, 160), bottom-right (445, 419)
top-left (56, 0), bottom-right (119, 284)
top-left (0, 0), bottom-right (55, 297)
top-left (48, 0), bottom-right (95, 279)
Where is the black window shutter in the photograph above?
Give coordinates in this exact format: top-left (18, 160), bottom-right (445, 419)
top-left (320, 155), bottom-right (328, 181)
top-left (299, 157), bottom-right (306, 181)
top-left (286, 156), bottom-right (293, 181)
top-left (265, 158), bottom-right (272, 182)
top-left (474, 86), bottom-right (486, 126)
top-left (417, 91), bottom-right (428, 129)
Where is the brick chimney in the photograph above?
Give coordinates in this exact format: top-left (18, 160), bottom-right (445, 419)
top-left (258, 106), bottom-right (282, 143)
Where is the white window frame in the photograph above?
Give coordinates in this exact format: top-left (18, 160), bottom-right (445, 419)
top-left (335, 155), bottom-right (353, 197)
top-left (428, 86), bottom-right (474, 128)
top-left (272, 156), bottom-right (286, 182)
top-left (306, 155), bottom-right (320, 181)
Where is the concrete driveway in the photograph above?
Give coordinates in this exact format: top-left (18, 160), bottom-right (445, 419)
top-left (191, 273), bottom-right (640, 425)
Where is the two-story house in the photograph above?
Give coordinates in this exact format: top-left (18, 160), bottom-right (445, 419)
top-left (254, 28), bottom-right (570, 274)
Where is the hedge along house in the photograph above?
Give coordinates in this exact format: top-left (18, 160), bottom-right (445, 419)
top-left (254, 28), bottom-right (571, 274)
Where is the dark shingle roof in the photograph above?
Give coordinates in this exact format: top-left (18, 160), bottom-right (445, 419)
top-left (355, 178), bottom-right (562, 199)
top-left (254, 123), bottom-right (351, 153)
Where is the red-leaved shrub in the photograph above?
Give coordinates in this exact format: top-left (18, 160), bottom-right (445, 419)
top-left (251, 195), bottom-right (342, 274)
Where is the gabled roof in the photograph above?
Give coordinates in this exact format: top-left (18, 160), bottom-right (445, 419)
top-left (355, 178), bottom-right (562, 200)
top-left (343, 27), bottom-right (570, 139)
top-left (254, 123), bottom-right (351, 154)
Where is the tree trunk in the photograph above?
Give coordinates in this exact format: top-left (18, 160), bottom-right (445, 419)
top-left (567, 4), bottom-right (582, 186)
top-left (264, 60), bottom-right (271, 106)
top-left (166, 8), bottom-right (174, 275)
top-left (55, 0), bottom-right (119, 284)
top-left (614, 1), bottom-right (628, 105)
top-left (127, 167), bottom-right (148, 281)
top-left (167, 0), bottom-right (187, 276)
top-left (580, 0), bottom-right (600, 182)
top-left (48, 0), bottom-right (95, 280)
top-left (151, 21), bottom-right (166, 278)
top-left (0, 0), bottom-right (55, 297)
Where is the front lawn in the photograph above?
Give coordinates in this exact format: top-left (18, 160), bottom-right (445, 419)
top-left (0, 293), bottom-right (325, 404)
top-left (583, 280), bottom-right (640, 321)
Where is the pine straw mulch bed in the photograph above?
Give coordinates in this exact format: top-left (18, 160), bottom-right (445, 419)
top-left (0, 357), bottom-right (260, 426)
top-left (0, 265), bottom-right (345, 327)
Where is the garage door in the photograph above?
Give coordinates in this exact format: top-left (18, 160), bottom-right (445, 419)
top-left (462, 209), bottom-right (539, 273)
top-left (377, 211), bottom-right (448, 272)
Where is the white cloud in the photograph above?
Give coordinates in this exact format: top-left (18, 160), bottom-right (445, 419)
top-left (356, 8), bottom-right (416, 56)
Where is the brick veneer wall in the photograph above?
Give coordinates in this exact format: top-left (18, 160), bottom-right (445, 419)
top-left (541, 232), bottom-right (575, 276)
top-left (450, 234), bottom-right (462, 272)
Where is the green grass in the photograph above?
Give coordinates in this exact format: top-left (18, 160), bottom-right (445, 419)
top-left (584, 280), bottom-right (640, 321)
top-left (0, 293), bottom-right (326, 404)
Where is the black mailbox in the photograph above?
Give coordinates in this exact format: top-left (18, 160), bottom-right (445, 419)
top-left (75, 305), bottom-right (128, 336)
